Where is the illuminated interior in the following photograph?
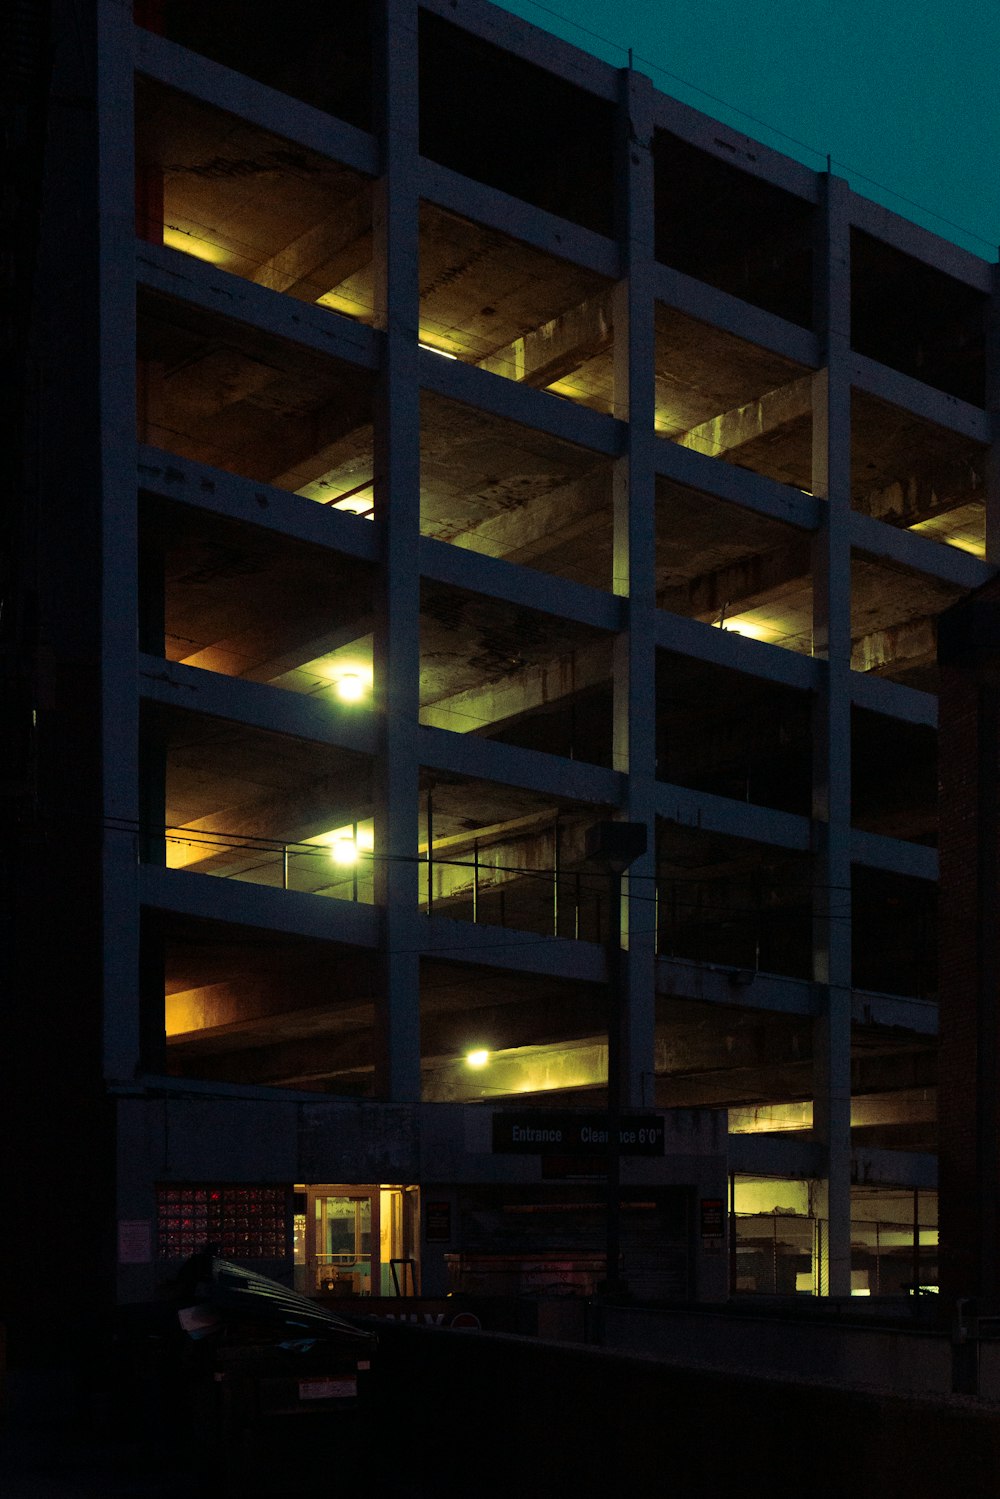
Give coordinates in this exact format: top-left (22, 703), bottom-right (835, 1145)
top-left (732, 1178), bottom-right (939, 1296)
top-left (136, 78), bottom-right (375, 319)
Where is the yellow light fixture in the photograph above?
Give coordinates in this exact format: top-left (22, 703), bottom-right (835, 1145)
top-left (419, 340), bottom-right (458, 360)
top-left (334, 498), bottom-right (375, 519)
top-left (162, 227), bottom-right (227, 266)
top-left (334, 671), bottom-right (367, 704)
top-left (465, 1049), bottom-right (490, 1069)
top-left (331, 838), bottom-right (359, 867)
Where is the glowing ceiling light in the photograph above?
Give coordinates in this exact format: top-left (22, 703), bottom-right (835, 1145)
top-left (334, 672), bottom-right (367, 704)
top-left (325, 661), bottom-right (373, 701)
top-left (333, 497), bottom-right (375, 518)
top-left (465, 1049), bottom-right (490, 1069)
top-left (331, 838), bottom-right (359, 867)
top-left (162, 227), bottom-right (227, 265)
top-left (940, 536), bottom-right (986, 558)
top-left (719, 617), bottom-right (783, 644)
top-left (419, 341), bottom-right (458, 360)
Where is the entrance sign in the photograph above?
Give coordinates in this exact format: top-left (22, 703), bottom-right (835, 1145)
top-left (492, 1112), bottom-right (665, 1156)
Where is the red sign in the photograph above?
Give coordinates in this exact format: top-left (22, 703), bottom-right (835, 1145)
top-left (700, 1198), bottom-right (725, 1238)
top-left (449, 1312), bottom-right (482, 1330)
top-left (425, 1200), bottom-right (452, 1242)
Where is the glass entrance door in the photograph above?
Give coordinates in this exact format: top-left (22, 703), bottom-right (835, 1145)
top-left (313, 1192), bottom-right (374, 1296)
top-left (302, 1184), bottom-right (420, 1297)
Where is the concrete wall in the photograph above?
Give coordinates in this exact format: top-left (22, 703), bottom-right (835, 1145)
top-left (603, 1303), bottom-right (953, 1396)
top-left (604, 1302), bottom-right (1000, 1403)
top-left (373, 1323), bottom-right (1000, 1499)
top-left (114, 1094), bottom-right (727, 1303)
top-left (938, 587), bottom-right (1000, 1306)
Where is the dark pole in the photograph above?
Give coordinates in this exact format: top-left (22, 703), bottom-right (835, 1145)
top-left (728, 1170), bottom-right (737, 1295)
top-left (606, 863), bottom-right (623, 1298)
top-left (584, 820), bottom-right (646, 1305)
top-left (426, 788), bottom-right (433, 916)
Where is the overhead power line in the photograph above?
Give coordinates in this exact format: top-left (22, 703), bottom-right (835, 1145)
top-left (505, 0), bottom-right (998, 252)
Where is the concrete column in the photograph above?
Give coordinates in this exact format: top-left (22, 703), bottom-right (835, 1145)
top-left (371, 0), bottom-right (422, 1102)
top-left (98, 0), bottom-right (142, 1081)
top-left (810, 173), bottom-right (854, 1297)
top-left (612, 68), bottom-right (657, 1108)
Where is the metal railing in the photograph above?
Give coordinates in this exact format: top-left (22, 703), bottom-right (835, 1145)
top-left (162, 828), bottom-right (375, 903)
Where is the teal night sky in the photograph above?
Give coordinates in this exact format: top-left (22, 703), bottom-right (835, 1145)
top-left (496, 0), bottom-right (1000, 261)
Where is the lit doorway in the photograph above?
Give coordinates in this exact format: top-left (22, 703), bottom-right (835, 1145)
top-left (296, 1184), bottom-right (419, 1297)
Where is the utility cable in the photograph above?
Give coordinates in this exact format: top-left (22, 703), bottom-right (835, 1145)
top-left (503, 0), bottom-right (998, 252)
top-left (109, 811), bottom-right (856, 900)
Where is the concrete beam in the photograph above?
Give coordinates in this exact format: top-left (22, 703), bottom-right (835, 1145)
top-left (850, 510), bottom-right (989, 595)
top-left (658, 535), bottom-right (811, 620)
top-left (852, 990), bottom-right (938, 1035)
top-left (174, 1027), bottom-right (376, 1086)
top-left (420, 637), bottom-right (611, 734)
top-left (851, 1147), bottom-right (938, 1189)
top-left (850, 828), bottom-right (938, 882)
top-left (656, 956), bottom-right (818, 1018)
top-left (848, 191), bottom-right (992, 294)
top-left (417, 343), bottom-right (620, 458)
top-left (252, 192), bottom-right (372, 299)
top-left (419, 1001), bottom-right (605, 1058)
top-left (449, 467), bottom-right (610, 567)
top-left (728, 1091), bottom-right (935, 1135)
top-left (166, 777), bottom-right (372, 878)
top-left (857, 453), bottom-right (984, 529)
top-left (665, 1064), bottom-right (815, 1113)
top-left (676, 373), bottom-right (814, 460)
top-left (653, 262), bottom-right (819, 369)
top-left (851, 615), bottom-right (937, 675)
top-left (655, 779), bottom-right (811, 852)
top-left (166, 974), bottom-right (375, 1040)
top-left (654, 1022), bottom-right (808, 1083)
top-left (425, 814), bottom-right (591, 911)
top-left (238, 621), bottom-right (374, 686)
top-left (135, 28), bottom-right (378, 179)
top-left (418, 157), bottom-right (619, 280)
top-left (417, 912), bottom-right (605, 983)
top-left (727, 1132), bottom-right (822, 1176)
top-left (137, 241), bottom-right (378, 370)
top-left (655, 609), bottom-right (820, 693)
top-left (417, 723), bottom-right (619, 808)
top-left (139, 864), bottom-right (379, 947)
top-left (421, 1040), bottom-right (606, 1103)
top-left (137, 447), bottom-right (379, 564)
top-left (139, 655), bottom-right (378, 757)
top-left (850, 351), bottom-right (990, 444)
top-left (419, 533), bottom-right (623, 635)
top-left (654, 433), bottom-right (820, 531)
top-left (233, 395), bottom-right (373, 491)
top-left (728, 1101), bottom-right (811, 1132)
top-left (476, 291), bottom-right (613, 388)
top-left (848, 670), bottom-right (937, 728)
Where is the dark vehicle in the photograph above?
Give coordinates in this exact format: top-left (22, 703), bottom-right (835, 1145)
top-left (115, 1253), bottom-right (377, 1494)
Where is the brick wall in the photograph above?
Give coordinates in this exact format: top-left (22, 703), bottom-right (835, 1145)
top-left (938, 579), bottom-right (1000, 1304)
